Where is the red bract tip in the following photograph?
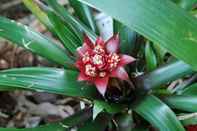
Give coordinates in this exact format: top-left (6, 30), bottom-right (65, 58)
top-left (75, 34), bottom-right (135, 96)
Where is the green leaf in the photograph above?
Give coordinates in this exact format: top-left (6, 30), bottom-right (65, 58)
top-left (181, 83), bottom-right (197, 96)
top-left (93, 100), bottom-right (104, 120)
top-left (176, 0), bottom-right (197, 10)
top-left (0, 122), bottom-right (66, 131)
top-left (24, 0), bottom-right (81, 53)
top-left (0, 67), bottom-right (97, 99)
top-left (114, 20), bottom-right (137, 55)
top-left (145, 41), bottom-right (157, 71)
top-left (78, 0), bottom-right (197, 71)
top-left (93, 100), bottom-right (125, 120)
top-left (23, 0), bottom-right (81, 53)
top-left (47, 0), bottom-right (97, 41)
top-left (69, 0), bottom-right (98, 34)
top-left (0, 17), bottom-right (74, 68)
top-left (133, 95), bottom-right (185, 131)
top-left (132, 127), bottom-right (149, 131)
top-left (135, 60), bottom-right (193, 95)
top-left (47, 10), bottom-right (80, 53)
top-left (93, 100), bottom-right (125, 119)
top-left (0, 108), bottom-right (92, 131)
top-left (115, 112), bottom-right (133, 131)
top-left (164, 95), bottom-right (197, 112)
top-left (22, 0), bottom-right (54, 33)
top-left (191, 9), bottom-right (197, 18)
top-left (93, 100), bottom-right (125, 115)
top-left (179, 113), bottom-right (197, 126)
top-left (153, 43), bottom-right (167, 65)
top-left (79, 113), bottom-right (111, 131)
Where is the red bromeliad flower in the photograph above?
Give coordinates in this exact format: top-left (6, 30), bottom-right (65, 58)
top-left (75, 34), bottom-right (135, 96)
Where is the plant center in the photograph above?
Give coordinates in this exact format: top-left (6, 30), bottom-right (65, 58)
top-left (82, 45), bottom-right (120, 78)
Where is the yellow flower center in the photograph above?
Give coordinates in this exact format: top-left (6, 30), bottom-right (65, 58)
top-left (92, 54), bottom-right (104, 65)
top-left (85, 64), bottom-right (97, 77)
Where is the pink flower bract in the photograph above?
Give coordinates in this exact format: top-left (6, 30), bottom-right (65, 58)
top-left (75, 34), bottom-right (135, 96)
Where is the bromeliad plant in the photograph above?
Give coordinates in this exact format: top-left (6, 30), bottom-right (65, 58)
top-left (76, 34), bottom-right (135, 95)
top-left (0, 0), bottom-right (196, 131)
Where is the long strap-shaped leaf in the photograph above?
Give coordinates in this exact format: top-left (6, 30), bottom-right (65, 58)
top-left (0, 17), bottom-right (74, 68)
top-left (181, 83), bottom-right (197, 95)
top-left (23, 0), bottom-right (55, 33)
top-left (69, 0), bottom-right (98, 34)
top-left (134, 95), bottom-right (185, 131)
top-left (145, 41), bottom-right (157, 72)
top-left (0, 67), bottom-right (97, 99)
top-left (47, 0), bottom-right (97, 41)
top-left (0, 108), bottom-right (92, 131)
top-left (79, 113), bottom-right (111, 131)
top-left (164, 95), bottom-right (197, 112)
top-left (114, 20), bottom-right (137, 55)
top-left (23, 0), bottom-right (81, 53)
top-left (47, 10), bottom-right (80, 53)
top-left (78, 0), bottom-right (197, 71)
top-left (135, 60), bottom-right (193, 95)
